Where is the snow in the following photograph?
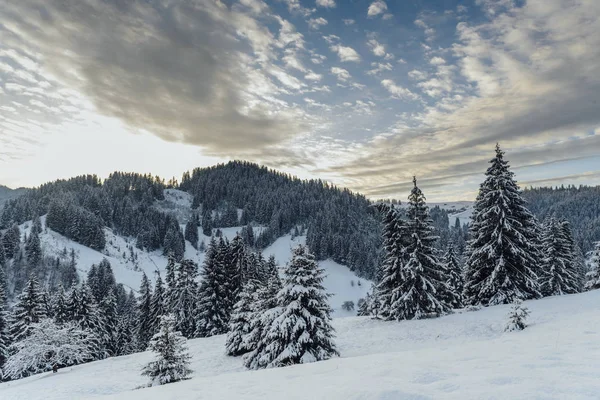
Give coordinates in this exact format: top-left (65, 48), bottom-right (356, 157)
top-left (3, 290), bottom-right (600, 399)
top-left (448, 204), bottom-right (473, 227)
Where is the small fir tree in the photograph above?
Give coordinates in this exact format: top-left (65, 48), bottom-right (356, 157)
top-left (505, 299), bottom-right (529, 332)
top-left (142, 314), bottom-right (192, 387)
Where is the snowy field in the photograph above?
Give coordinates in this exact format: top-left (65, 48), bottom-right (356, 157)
top-left (2, 290), bottom-right (599, 399)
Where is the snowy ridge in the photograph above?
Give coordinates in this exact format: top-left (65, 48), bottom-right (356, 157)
top-left (2, 290), bottom-right (599, 399)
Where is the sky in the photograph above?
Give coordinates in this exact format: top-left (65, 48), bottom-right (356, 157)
top-left (0, 0), bottom-right (599, 201)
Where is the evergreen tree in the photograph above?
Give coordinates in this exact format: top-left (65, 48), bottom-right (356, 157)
top-left (172, 259), bottom-right (199, 338)
top-left (442, 243), bottom-right (464, 308)
top-left (137, 273), bottom-right (154, 350)
top-left (10, 276), bottom-right (47, 342)
top-left (3, 224), bottom-right (21, 260)
top-left (201, 209), bottom-right (213, 237)
top-left (164, 255), bottom-right (177, 310)
top-left (0, 232), bottom-right (6, 267)
top-left (225, 280), bottom-right (258, 357)
top-left (184, 216), bottom-right (199, 249)
top-left (142, 314), bottom-right (192, 387)
top-left (195, 238), bottom-right (229, 337)
top-left (244, 245), bottom-right (338, 369)
top-left (0, 266), bottom-right (9, 375)
top-left (539, 218), bottom-right (579, 296)
top-left (464, 145), bottom-right (541, 306)
top-left (52, 285), bottom-right (69, 324)
top-left (115, 315), bottom-right (138, 356)
top-left (99, 290), bottom-right (119, 356)
top-left (505, 299), bottom-right (529, 332)
top-left (584, 241), bottom-right (600, 291)
top-left (150, 272), bottom-right (167, 336)
top-left (375, 204), bottom-right (409, 319)
top-left (25, 228), bottom-right (42, 274)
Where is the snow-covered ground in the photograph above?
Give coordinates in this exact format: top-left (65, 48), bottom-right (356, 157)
top-left (2, 290), bottom-right (599, 399)
top-left (448, 204), bottom-right (474, 227)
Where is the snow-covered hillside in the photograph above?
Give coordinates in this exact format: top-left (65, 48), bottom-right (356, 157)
top-left (2, 290), bottom-right (599, 399)
top-left (19, 214), bottom-right (370, 316)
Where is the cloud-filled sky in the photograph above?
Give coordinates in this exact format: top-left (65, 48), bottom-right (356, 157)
top-left (1, 0), bottom-right (599, 201)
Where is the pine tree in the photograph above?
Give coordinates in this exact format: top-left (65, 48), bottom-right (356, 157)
top-left (244, 245), bottom-right (338, 369)
top-left (375, 204), bottom-right (408, 319)
top-left (115, 315), bottom-right (138, 356)
top-left (150, 272), bottom-right (167, 336)
top-left (99, 290), bottom-right (119, 356)
top-left (505, 299), bottom-right (529, 332)
top-left (225, 280), bottom-right (258, 357)
top-left (53, 285), bottom-right (69, 324)
top-left (442, 243), bottom-right (464, 308)
top-left (464, 145), bottom-right (541, 306)
top-left (195, 238), bottom-right (229, 337)
top-left (10, 276), bottom-right (47, 342)
top-left (0, 266), bottom-right (9, 375)
top-left (539, 218), bottom-right (579, 296)
top-left (184, 216), bottom-right (199, 250)
top-left (25, 228), bottom-right (42, 274)
top-left (137, 273), bottom-right (154, 350)
top-left (584, 241), bottom-right (600, 291)
top-left (382, 179), bottom-right (451, 320)
top-left (172, 259), bottom-right (199, 338)
top-left (142, 314), bottom-right (192, 387)
top-left (164, 255), bottom-right (177, 310)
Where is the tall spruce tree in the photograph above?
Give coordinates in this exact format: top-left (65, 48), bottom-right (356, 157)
top-left (164, 255), bottom-right (177, 310)
top-left (150, 272), bottom-right (167, 336)
top-left (10, 276), bottom-right (47, 342)
top-left (137, 273), bottom-right (154, 349)
top-left (53, 285), bottom-right (69, 324)
top-left (584, 241), bottom-right (600, 291)
top-left (0, 266), bottom-right (9, 374)
top-left (375, 204), bottom-right (409, 319)
top-left (195, 238), bottom-right (229, 337)
top-left (99, 290), bottom-right (119, 356)
top-left (464, 145), bottom-right (541, 305)
top-left (225, 280), bottom-right (258, 357)
top-left (442, 243), bottom-right (464, 308)
top-left (539, 218), bottom-right (579, 296)
top-left (244, 245), bottom-right (338, 369)
top-left (172, 259), bottom-right (199, 338)
top-left (389, 178), bottom-right (450, 319)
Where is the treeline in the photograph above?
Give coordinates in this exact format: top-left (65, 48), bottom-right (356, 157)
top-left (523, 185), bottom-right (600, 254)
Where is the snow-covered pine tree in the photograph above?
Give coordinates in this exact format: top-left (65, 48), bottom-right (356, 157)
top-left (142, 314), bottom-right (192, 387)
top-left (99, 290), bottom-right (119, 356)
top-left (375, 203), bottom-right (408, 320)
top-left (559, 219), bottom-right (585, 291)
top-left (262, 254), bottom-right (280, 285)
top-left (3, 319), bottom-right (97, 380)
top-left (584, 241), bottom-right (600, 291)
top-left (25, 227), bottom-right (42, 275)
top-left (115, 315), bottom-right (138, 356)
top-left (225, 280), bottom-right (258, 357)
top-left (0, 267), bottom-right (9, 376)
top-left (164, 254), bottom-right (177, 310)
top-left (150, 272), bottom-right (167, 336)
top-left (195, 238), bottom-right (229, 337)
top-left (172, 259), bottom-right (199, 338)
top-left (184, 215), bottom-right (199, 250)
top-left (442, 243), bottom-right (464, 308)
top-left (539, 217), bottom-right (579, 296)
top-left (70, 283), bottom-right (104, 359)
top-left (10, 276), bottom-right (47, 342)
top-left (52, 285), bottom-right (69, 324)
top-left (244, 245), bottom-right (338, 369)
top-left (357, 295), bottom-right (370, 316)
top-left (464, 145), bottom-right (541, 306)
top-left (504, 299), bottom-right (529, 332)
top-left (137, 272), bottom-right (153, 350)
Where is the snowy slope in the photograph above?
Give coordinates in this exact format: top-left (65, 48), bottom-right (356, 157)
top-left (22, 218), bottom-right (371, 313)
top-left (448, 204), bottom-right (474, 227)
top-left (2, 290), bottom-right (600, 399)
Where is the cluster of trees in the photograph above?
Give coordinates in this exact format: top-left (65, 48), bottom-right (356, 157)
top-left (180, 161), bottom-right (380, 279)
top-left (1, 173), bottom-right (186, 260)
top-left (361, 145), bottom-right (593, 320)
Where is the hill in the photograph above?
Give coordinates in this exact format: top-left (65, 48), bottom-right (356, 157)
top-left (1, 289), bottom-right (598, 399)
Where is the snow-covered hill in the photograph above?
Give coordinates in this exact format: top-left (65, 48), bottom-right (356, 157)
top-left (2, 290), bottom-right (599, 399)
top-left (19, 210), bottom-right (371, 316)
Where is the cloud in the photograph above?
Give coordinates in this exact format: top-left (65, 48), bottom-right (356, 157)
top-left (330, 45), bottom-right (361, 62)
top-left (430, 56), bottom-right (446, 65)
top-left (408, 69), bottom-right (428, 80)
top-left (331, 67), bottom-right (351, 81)
top-left (304, 72), bottom-right (323, 81)
top-left (367, 62), bottom-right (393, 76)
top-left (381, 79), bottom-right (418, 100)
top-left (343, 19), bottom-right (355, 25)
top-left (367, 39), bottom-right (386, 57)
top-left (308, 17), bottom-right (328, 30)
top-left (0, 1), bottom-right (315, 160)
top-left (368, 1), bottom-right (388, 18)
top-left (316, 0), bottom-right (336, 8)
